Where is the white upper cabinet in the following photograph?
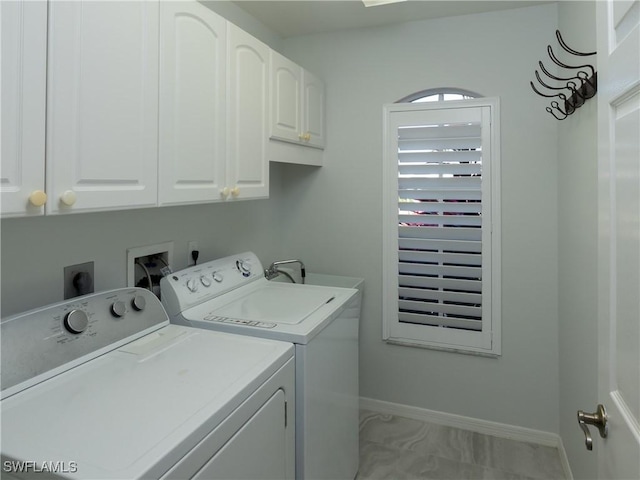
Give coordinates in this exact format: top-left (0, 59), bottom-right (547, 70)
top-left (2, 0), bottom-right (284, 217)
top-left (1, 0), bottom-right (47, 217)
top-left (46, 0), bottom-right (159, 214)
top-left (159, 2), bottom-right (227, 206)
top-left (302, 69), bottom-right (325, 149)
top-left (226, 23), bottom-right (269, 201)
top-left (270, 52), bottom-right (302, 145)
top-left (270, 50), bottom-right (325, 149)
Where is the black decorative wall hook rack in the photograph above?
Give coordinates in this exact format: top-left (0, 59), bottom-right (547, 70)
top-left (530, 30), bottom-right (597, 120)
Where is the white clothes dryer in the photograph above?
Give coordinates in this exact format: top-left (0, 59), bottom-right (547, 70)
top-left (1, 288), bottom-right (295, 480)
top-left (161, 252), bottom-right (362, 480)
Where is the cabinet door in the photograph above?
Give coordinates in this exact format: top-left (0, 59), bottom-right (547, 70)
top-left (302, 69), bottom-right (325, 149)
top-left (159, 2), bottom-right (226, 206)
top-left (1, 0), bottom-right (47, 217)
top-left (227, 24), bottom-right (269, 200)
top-left (192, 390), bottom-right (288, 479)
top-left (46, 1), bottom-right (159, 214)
top-left (270, 51), bottom-right (301, 144)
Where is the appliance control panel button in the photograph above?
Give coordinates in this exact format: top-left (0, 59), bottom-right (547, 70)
top-left (110, 301), bottom-right (126, 318)
top-left (200, 275), bottom-right (212, 287)
top-left (131, 295), bottom-right (146, 312)
top-left (186, 278), bottom-right (198, 293)
top-left (64, 309), bottom-right (89, 334)
top-left (236, 259), bottom-right (252, 277)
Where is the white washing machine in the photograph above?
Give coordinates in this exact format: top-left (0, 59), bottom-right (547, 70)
top-left (1, 287), bottom-right (295, 480)
top-left (161, 252), bottom-right (361, 480)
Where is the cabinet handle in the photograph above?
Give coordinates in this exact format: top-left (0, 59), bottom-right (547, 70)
top-left (60, 190), bottom-right (77, 206)
top-left (29, 190), bottom-right (47, 207)
top-left (230, 186), bottom-right (240, 197)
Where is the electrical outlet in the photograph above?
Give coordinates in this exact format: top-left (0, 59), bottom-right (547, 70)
top-left (188, 241), bottom-right (199, 265)
top-left (64, 261), bottom-right (95, 299)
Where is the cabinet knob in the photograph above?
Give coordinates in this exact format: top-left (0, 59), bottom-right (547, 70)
top-left (230, 186), bottom-right (240, 197)
top-left (29, 190), bottom-right (47, 207)
top-left (60, 190), bottom-right (77, 206)
top-left (298, 133), bottom-right (305, 141)
top-left (304, 132), bottom-right (311, 142)
top-left (220, 187), bottom-right (230, 199)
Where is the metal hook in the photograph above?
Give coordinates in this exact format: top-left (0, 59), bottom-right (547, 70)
top-left (547, 45), bottom-right (595, 76)
top-left (530, 82), bottom-right (574, 111)
top-left (535, 70), bottom-right (566, 91)
top-left (556, 30), bottom-right (596, 57)
top-left (531, 31), bottom-right (597, 120)
top-left (577, 71), bottom-right (598, 99)
top-left (530, 81), bottom-right (564, 98)
top-left (566, 81), bottom-right (586, 107)
top-left (547, 104), bottom-right (568, 120)
top-left (577, 71), bottom-right (594, 87)
top-left (538, 61), bottom-right (586, 83)
top-left (552, 99), bottom-right (574, 118)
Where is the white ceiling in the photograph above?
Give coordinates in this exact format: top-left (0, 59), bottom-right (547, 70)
top-left (232, 0), bottom-right (552, 38)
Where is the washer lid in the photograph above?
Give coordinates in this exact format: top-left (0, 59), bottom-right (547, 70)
top-left (213, 284), bottom-right (336, 325)
top-left (0, 325), bottom-right (293, 480)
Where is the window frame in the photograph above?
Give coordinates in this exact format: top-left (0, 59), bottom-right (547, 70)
top-left (397, 87), bottom-right (481, 104)
top-left (382, 98), bottom-right (502, 356)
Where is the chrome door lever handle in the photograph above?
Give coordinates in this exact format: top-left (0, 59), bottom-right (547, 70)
top-left (577, 404), bottom-right (607, 451)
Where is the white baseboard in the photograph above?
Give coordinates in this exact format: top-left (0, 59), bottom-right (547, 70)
top-left (557, 440), bottom-right (574, 480)
top-left (360, 397), bottom-right (574, 480)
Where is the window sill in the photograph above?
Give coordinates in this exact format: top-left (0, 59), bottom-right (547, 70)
top-left (385, 338), bottom-right (501, 358)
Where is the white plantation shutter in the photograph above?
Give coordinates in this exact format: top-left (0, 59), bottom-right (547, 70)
top-left (383, 100), bottom-right (501, 355)
top-left (398, 120), bottom-right (483, 331)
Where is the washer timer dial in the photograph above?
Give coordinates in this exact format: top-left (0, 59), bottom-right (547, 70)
top-left (64, 309), bottom-right (89, 334)
top-left (186, 278), bottom-right (198, 293)
top-left (236, 259), bottom-right (252, 277)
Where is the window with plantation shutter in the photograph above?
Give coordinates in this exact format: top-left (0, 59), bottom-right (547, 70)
top-left (382, 98), bottom-right (501, 355)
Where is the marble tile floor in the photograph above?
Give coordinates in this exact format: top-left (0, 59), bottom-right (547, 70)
top-left (357, 410), bottom-right (567, 480)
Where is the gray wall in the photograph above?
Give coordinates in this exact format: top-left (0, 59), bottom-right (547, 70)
top-left (201, 0), bottom-right (283, 50)
top-left (280, 4), bottom-right (561, 432)
top-left (0, 165), bottom-right (289, 316)
top-left (557, 2), bottom-right (598, 478)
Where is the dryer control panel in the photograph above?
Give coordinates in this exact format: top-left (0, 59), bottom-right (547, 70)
top-left (1, 288), bottom-right (167, 399)
top-left (160, 252), bottom-right (264, 317)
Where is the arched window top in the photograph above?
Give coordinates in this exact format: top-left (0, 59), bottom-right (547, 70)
top-left (397, 88), bottom-right (481, 104)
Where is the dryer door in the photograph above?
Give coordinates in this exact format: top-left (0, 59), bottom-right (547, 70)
top-left (193, 389), bottom-right (287, 480)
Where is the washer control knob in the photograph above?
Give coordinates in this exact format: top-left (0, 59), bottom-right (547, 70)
top-left (213, 272), bottom-right (223, 283)
top-left (200, 275), bottom-right (212, 287)
top-left (64, 309), bottom-right (89, 334)
top-left (236, 259), bottom-right (252, 277)
top-left (186, 278), bottom-right (198, 292)
top-left (131, 295), bottom-right (146, 312)
top-left (110, 301), bottom-right (126, 318)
